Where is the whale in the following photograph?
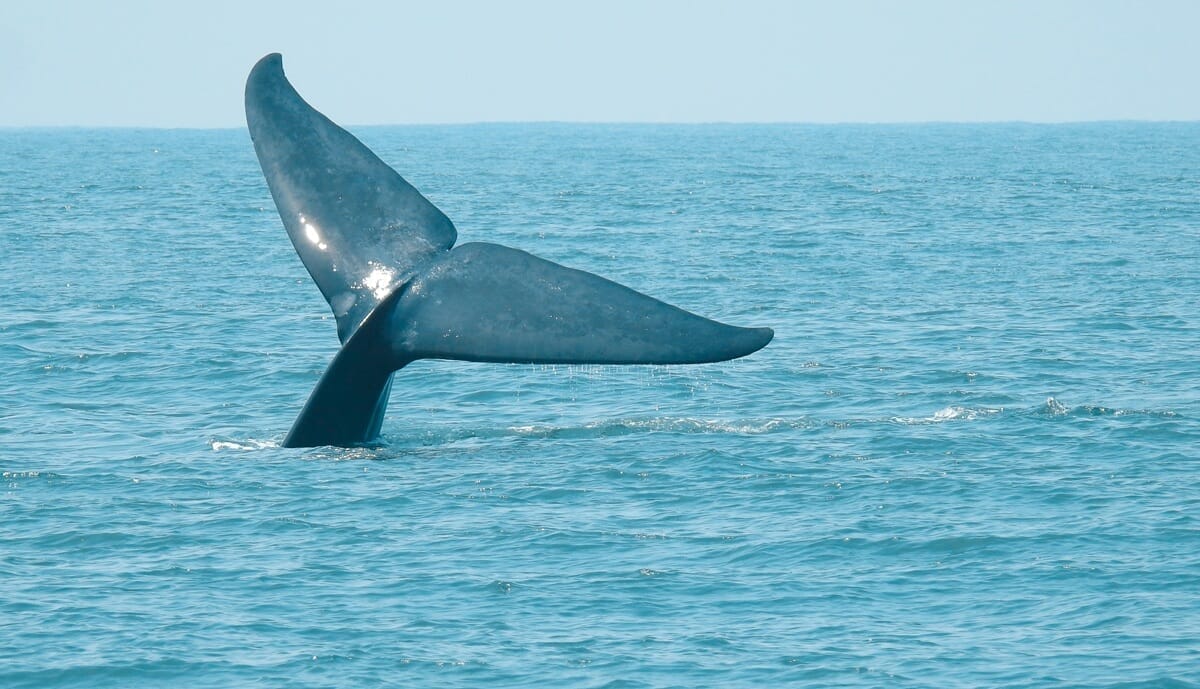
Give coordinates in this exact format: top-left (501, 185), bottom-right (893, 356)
top-left (245, 53), bottom-right (773, 448)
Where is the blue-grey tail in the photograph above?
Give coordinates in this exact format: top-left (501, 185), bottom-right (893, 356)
top-left (246, 54), bottom-right (772, 448)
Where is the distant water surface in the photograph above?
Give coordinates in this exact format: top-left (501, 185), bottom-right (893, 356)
top-left (2, 123), bottom-right (1198, 687)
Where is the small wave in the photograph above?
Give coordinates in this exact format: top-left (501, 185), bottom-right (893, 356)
top-left (209, 438), bottom-right (279, 452)
top-left (2, 470), bottom-right (62, 480)
top-left (507, 416), bottom-right (813, 438)
top-left (1039, 397), bottom-right (1180, 419)
top-left (891, 405), bottom-right (1004, 425)
top-left (1043, 396), bottom-right (1071, 416)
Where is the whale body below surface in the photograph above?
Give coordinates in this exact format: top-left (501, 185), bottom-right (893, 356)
top-left (244, 53), bottom-right (773, 448)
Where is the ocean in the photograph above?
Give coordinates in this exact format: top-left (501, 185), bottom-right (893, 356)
top-left (2, 122), bottom-right (1198, 687)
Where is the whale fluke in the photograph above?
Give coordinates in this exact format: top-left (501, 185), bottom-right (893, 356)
top-left (245, 53), bottom-right (773, 448)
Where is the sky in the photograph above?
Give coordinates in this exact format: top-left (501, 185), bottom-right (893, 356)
top-left (1, 0), bottom-right (1198, 127)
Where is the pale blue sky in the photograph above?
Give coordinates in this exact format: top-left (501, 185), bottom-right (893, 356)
top-left (2, 0), bottom-right (1197, 127)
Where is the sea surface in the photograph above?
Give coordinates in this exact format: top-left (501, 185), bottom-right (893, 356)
top-left (2, 122), bottom-right (1198, 687)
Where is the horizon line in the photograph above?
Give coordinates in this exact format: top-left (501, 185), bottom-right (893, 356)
top-left (2, 118), bottom-right (1199, 132)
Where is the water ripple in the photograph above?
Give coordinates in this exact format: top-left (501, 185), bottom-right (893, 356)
top-left (2, 124), bottom-right (1199, 688)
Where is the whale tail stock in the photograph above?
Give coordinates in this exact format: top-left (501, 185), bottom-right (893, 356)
top-left (245, 54), bottom-right (773, 448)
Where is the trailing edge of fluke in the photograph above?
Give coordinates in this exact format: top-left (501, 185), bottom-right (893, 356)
top-left (244, 53), bottom-right (773, 448)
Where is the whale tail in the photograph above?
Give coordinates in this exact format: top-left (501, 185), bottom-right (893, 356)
top-left (245, 54), bottom-right (773, 448)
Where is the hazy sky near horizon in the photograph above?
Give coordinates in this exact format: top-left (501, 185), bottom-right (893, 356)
top-left (2, 0), bottom-right (1197, 127)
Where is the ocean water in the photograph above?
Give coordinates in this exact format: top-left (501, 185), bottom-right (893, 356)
top-left (2, 122), bottom-right (1198, 687)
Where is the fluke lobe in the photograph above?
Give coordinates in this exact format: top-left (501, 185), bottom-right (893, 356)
top-left (245, 53), bottom-right (773, 448)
